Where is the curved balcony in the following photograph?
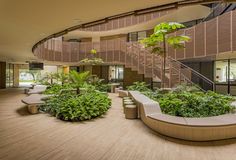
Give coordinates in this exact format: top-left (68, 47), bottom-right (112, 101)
top-left (32, 7), bottom-right (236, 91)
top-left (33, 10), bottom-right (236, 62)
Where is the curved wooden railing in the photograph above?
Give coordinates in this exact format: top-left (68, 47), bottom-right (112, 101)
top-left (32, 8), bottom-right (236, 90)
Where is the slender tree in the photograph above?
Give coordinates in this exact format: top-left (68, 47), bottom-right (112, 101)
top-left (141, 22), bottom-right (190, 87)
top-left (69, 70), bottom-right (90, 94)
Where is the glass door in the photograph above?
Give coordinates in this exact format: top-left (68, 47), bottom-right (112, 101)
top-left (230, 59), bottom-right (236, 95)
top-left (215, 60), bottom-right (228, 94)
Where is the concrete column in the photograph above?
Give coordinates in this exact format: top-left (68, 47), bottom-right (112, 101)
top-left (63, 66), bottom-right (69, 74)
top-left (13, 64), bottom-right (19, 87)
top-left (0, 62), bottom-right (6, 89)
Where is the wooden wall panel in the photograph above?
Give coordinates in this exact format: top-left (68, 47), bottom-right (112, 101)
top-left (206, 19), bottom-right (217, 56)
top-left (232, 11), bottom-right (236, 51)
top-left (185, 28), bottom-right (194, 59)
top-left (195, 23), bottom-right (205, 57)
top-left (175, 30), bottom-right (185, 60)
top-left (218, 12), bottom-right (231, 53)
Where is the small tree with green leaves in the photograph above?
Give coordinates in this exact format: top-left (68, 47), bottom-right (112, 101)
top-left (69, 70), bottom-right (90, 94)
top-left (80, 49), bottom-right (104, 65)
top-left (141, 22), bottom-right (190, 87)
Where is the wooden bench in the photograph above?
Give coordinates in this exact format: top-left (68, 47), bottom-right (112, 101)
top-left (21, 94), bottom-right (50, 114)
top-left (128, 91), bottom-right (236, 141)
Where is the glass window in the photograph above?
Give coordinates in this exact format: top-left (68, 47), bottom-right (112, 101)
top-left (230, 59), bottom-right (236, 83)
top-left (138, 31), bottom-right (146, 41)
top-left (128, 32), bottom-right (138, 42)
top-left (128, 31), bottom-right (147, 42)
top-left (215, 60), bottom-right (228, 83)
top-left (109, 65), bottom-right (124, 81)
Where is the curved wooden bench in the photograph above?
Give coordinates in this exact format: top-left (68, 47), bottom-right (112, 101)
top-left (128, 91), bottom-right (236, 141)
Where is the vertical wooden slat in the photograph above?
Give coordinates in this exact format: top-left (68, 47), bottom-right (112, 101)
top-left (206, 19), bottom-right (217, 56)
top-left (218, 12), bottom-right (231, 53)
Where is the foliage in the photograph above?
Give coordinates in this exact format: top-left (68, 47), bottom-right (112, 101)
top-left (127, 82), bottom-right (152, 92)
top-left (172, 83), bottom-right (201, 93)
top-left (87, 75), bottom-right (109, 92)
top-left (69, 71), bottom-right (90, 88)
top-left (140, 22), bottom-right (190, 54)
top-left (147, 87), bottom-right (235, 118)
top-left (44, 83), bottom-right (73, 95)
top-left (79, 49), bottom-right (104, 65)
top-left (38, 72), bottom-right (58, 85)
top-left (90, 49), bottom-right (97, 54)
top-left (80, 58), bottom-right (104, 65)
top-left (41, 91), bottom-right (111, 121)
top-left (140, 22), bottom-right (190, 87)
top-left (24, 70), bottom-right (41, 82)
top-left (54, 72), bottom-right (69, 85)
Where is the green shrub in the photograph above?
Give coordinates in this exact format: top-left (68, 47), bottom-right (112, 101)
top-left (127, 82), bottom-right (152, 92)
top-left (44, 83), bottom-right (73, 95)
top-left (172, 83), bottom-right (201, 93)
top-left (41, 91), bottom-right (111, 121)
top-left (156, 91), bottom-right (235, 117)
top-left (87, 75), bottom-right (109, 92)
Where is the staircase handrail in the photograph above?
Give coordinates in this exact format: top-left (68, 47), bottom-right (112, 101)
top-left (168, 57), bottom-right (215, 85)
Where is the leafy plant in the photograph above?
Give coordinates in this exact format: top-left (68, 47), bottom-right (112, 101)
top-left (44, 83), bottom-right (73, 95)
top-left (79, 49), bottom-right (104, 65)
top-left (87, 75), bottom-right (109, 92)
top-left (41, 91), bottom-right (111, 121)
top-left (41, 72), bottom-right (58, 85)
top-left (127, 82), bottom-right (152, 92)
top-left (69, 71), bottom-right (90, 94)
top-left (149, 89), bottom-right (235, 118)
top-left (172, 83), bottom-right (201, 93)
top-left (54, 72), bottom-right (69, 85)
top-left (141, 22), bottom-right (190, 87)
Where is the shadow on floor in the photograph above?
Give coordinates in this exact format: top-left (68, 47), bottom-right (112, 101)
top-left (16, 105), bottom-right (31, 116)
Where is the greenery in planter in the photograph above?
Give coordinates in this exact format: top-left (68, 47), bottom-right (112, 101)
top-left (150, 89), bottom-right (235, 118)
top-left (87, 75), bottom-right (109, 92)
top-left (43, 83), bottom-right (74, 95)
top-left (127, 82), bottom-right (152, 92)
top-left (127, 83), bottom-right (235, 117)
top-left (79, 49), bottom-right (104, 65)
top-left (140, 22), bottom-right (190, 87)
top-left (41, 91), bottom-right (111, 121)
top-left (69, 70), bottom-right (90, 94)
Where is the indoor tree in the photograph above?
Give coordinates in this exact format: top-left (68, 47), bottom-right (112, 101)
top-left (69, 70), bottom-right (90, 94)
top-left (80, 49), bottom-right (104, 65)
top-left (141, 22), bottom-right (190, 87)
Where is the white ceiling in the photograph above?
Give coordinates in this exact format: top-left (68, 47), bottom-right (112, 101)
top-left (0, 0), bottom-right (209, 63)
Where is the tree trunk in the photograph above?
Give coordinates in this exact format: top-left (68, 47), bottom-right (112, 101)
top-left (162, 34), bottom-right (166, 88)
top-left (76, 87), bottom-right (80, 94)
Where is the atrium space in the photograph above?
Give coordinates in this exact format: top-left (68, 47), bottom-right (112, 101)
top-left (1, 1), bottom-right (236, 160)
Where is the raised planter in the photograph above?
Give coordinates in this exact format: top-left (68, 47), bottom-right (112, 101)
top-left (129, 91), bottom-right (236, 141)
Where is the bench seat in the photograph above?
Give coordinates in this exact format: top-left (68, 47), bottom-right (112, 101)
top-left (128, 90), bottom-right (236, 141)
top-left (22, 94), bottom-right (51, 114)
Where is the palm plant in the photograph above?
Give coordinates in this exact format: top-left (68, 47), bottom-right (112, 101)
top-left (69, 70), bottom-right (90, 94)
top-left (55, 72), bottom-right (69, 85)
top-left (141, 22), bottom-right (190, 87)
